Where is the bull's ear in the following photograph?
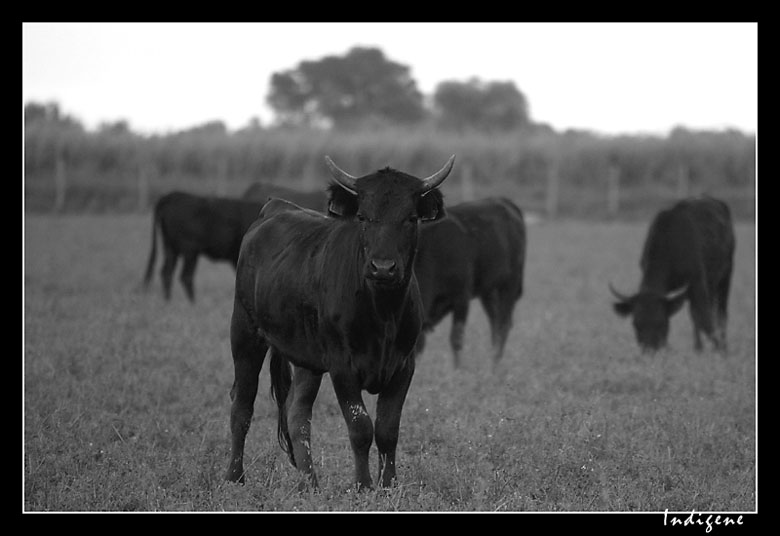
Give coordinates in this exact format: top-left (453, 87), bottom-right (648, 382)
top-left (327, 184), bottom-right (358, 218)
top-left (613, 300), bottom-right (633, 317)
top-left (418, 189), bottom-right (445, 222)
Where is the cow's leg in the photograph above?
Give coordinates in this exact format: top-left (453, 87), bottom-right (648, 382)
top-left (492, 316), bottom-right (513, 365)
top-left (375, 360), bottom-right (415, 487)
top-left (415, 332), bottom-right (426, 356)
top-left (480, 290), bottom-right (501, 355)
top-left (414, 329), bottom-right (428, 358)
top-left (713, 266), bottom-right (733, 354)
top-left (286, 364), bottom-right (323, 489)
top-left (331, 372), bottom-right (374, 490)
top-left (688, 305), bottom-right (704, 352)
top-left (687, 281), bottom-right (714, 352)
top-left (160, 244), bottom-right (178, 301)
top-left (179, 252), bottom-right (199, 303)
top-left (482, 287), bottom-right (517, 365)
top-left (225, 300), bottom-right (268, 484)
top-left (450, 300), bottom-right (470, 368)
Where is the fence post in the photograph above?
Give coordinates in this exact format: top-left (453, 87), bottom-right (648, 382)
top-left (607, 164), bottom-right (620, 217)
top-left (216, 157), bottom-right (228, 196)
top-left (677, 164), bottom-right (689, 199)
top-left (303, 157), bottom-right (317, 190)
top-left (461, 164), bottom-right (474, 202)
top-left (545, 159), bottom-right (559, 219)
top-left (54, 152), bottom-right (66, 213)
top-left (137, 162), bottom-right (149, 212)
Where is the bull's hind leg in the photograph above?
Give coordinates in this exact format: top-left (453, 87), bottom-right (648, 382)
top-left (481, 288), bottom-right (516, 365)
top-left (331, 372), bottom-right (374, 490)
top-left (414, 330), bottom-right (428, 358)
top-left (225, 300), bottom-right (268, 484)
top-left (285, 364), bottom-right (323, 489)
top-left (375, 360), bottom-right (415, 487)
top-left (687, 280), bottom-right (715, 352)
top-left (179, 252), bottom-right (199, 303)
top-left (449, 300), bottom-right (470, 368)
top-left (713, 266), bottom-right (733, 354)
top-left (160, 244), bottom-right (179, 301)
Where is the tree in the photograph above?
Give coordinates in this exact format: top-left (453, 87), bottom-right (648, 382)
top-left (24, 101), bottom-right (84, 131)
top-left (178, 120), bottom-right (228, 137)
top-left (433, 78), bottom-right (531, 133)
top-left (267, 47), bottom-right (427, 129)
top-left (97, 120), bottom-right (132, 135)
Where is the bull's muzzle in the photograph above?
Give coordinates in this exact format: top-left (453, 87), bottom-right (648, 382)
top-left (369, 258), bottom-right (398, 281)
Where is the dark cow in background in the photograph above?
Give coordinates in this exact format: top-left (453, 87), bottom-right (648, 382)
top-left (225, 155), bottom-right (454, 490)
top-left (242, 181), bottom-right (328, 211)
top-left (610, 195), bottom-right (735, 354)
top-left (142, 191), bottom-right (264, 301)
top-left (414, 197), bottom-right (526, 368)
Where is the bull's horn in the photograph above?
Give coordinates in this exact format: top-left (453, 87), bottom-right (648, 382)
top-left (665, 284), bottom-right (689, 301)
top-left (420, 155), bottom-right (456, 194)
top-left (608, 282), bottom-right (633, 302)
top-left (324, 156), bottom-right (357, 195)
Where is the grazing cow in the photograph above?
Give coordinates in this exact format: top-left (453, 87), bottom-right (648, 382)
top-left (414, 197), bottom-right (526, 368)
top-left (142, 191), bottom-right (264, 301)
top-left (225, 155), bottom-right (454, 490)
top-left (242, 181), bottom-right (328, 211)
top-left (610, 196), bottom-right (735, 353)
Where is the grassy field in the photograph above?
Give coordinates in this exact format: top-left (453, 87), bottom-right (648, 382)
top-left (23, 213), bottom-right (756, 512)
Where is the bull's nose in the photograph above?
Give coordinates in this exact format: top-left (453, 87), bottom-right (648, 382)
top-left (369, 259), bottom-right (397, 279)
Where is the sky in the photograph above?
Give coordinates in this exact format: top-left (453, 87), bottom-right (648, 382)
top-left (22, 22), bottom-right (757, 136)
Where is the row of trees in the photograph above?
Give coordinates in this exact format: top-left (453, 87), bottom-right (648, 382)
top-left (24, 101), bottom-right (754, 186)
top-left (268, 46), bottom-right (540, 132)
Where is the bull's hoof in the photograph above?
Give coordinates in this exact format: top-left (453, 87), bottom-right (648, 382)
top-left (225, 467), bottom-right (246, 485)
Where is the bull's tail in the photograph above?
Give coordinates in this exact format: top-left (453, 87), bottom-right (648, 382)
top-left (269, 349), bottom-right (296, 467)
top-left (142, 205), bottom-right (159, 290)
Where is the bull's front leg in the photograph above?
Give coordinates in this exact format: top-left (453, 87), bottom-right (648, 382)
top-left (374, 359), bottom-right (415, 487)
top-left (688, 281), bottom-right (715, 352)
top-left (226, 302), bottom-right (268, 484)
top-left (286, 365), bottom-right (323, 489)
top-left (331, 372), bottom-right (374, 490)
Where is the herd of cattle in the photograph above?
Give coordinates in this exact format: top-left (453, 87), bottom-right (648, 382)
top-left (140, 155), bottom-right (736, 490)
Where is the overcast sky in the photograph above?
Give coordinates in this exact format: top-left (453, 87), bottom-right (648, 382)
top-left (22, 22), bottom-right (757, 136)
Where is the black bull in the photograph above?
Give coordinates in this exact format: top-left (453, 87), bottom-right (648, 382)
top-left (610, 196), bottom-right (735, 353)
top-left (142, 192), bottom-right (265, 301)
top-left (414, 197), bottom-right (526, 368)
top-left (226, 155), bottom-right (455, 489)
top-left (142, 185), bottom-right (327, 302)
top-left (244, 184), bottom-right (528, 368)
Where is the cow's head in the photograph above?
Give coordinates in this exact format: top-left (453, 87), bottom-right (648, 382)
top-left (610, 283), bottom-right (688, 353)
top-left (325, 155), bottom-right (454, 289)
